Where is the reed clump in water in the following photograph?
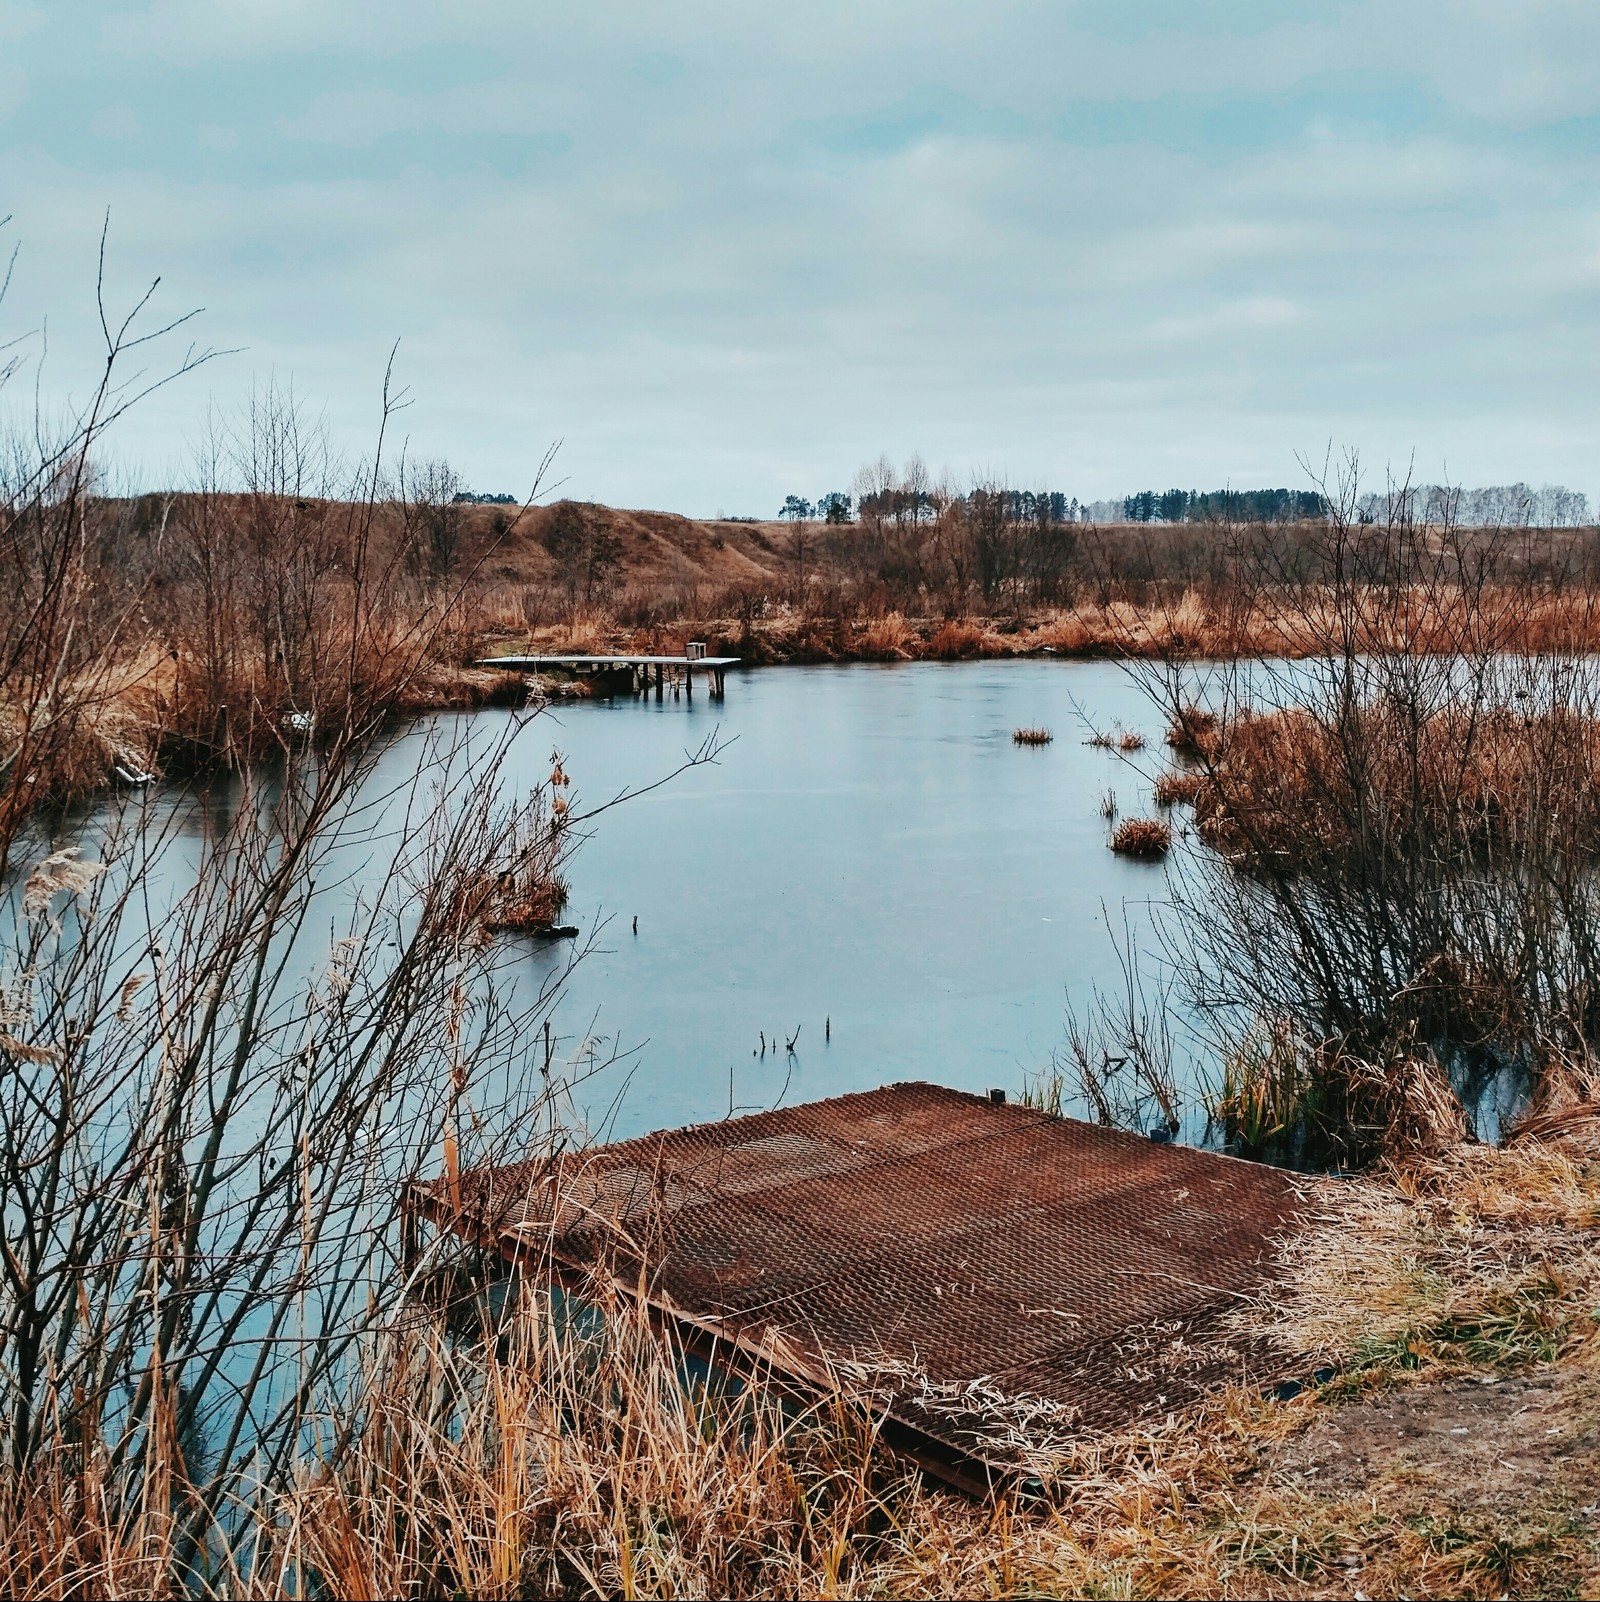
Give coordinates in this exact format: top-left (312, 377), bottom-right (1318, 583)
top-left (1165, 704), bottom-right (1221, 758)
top-left (1012, 726), bottom-right (1052, 745)
top-left (1097, 468), bottom-right (1600, 1162)
top-left (1153, 768), bottom-right (1208, 807)
top-left (1109, 817), bottom-right (1171, 859)
top-left (1208, 1017), bottom-right (1468, 1165)
top-left (448, 756), bottom-right (572, 936)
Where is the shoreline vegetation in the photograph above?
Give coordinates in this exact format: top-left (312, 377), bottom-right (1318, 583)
top-left (3, 282), bottom-right (1598, 1592)
top-left (20, 482), bottom-right (1600, 844)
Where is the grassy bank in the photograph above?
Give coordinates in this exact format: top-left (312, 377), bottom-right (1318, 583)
top-left (2, 1118), bottom-right (1592, 1599)
top-left (478, 580), bottom-right (1600, 669)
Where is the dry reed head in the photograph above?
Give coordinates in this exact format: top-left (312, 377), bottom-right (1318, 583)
top-left (1110, 817), bottom-right (1171, 859)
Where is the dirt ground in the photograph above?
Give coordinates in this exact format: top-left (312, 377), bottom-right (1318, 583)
top-left (1282, 1368), bottom-right (1600, 1512)
top-left (1256, 1368), bottom-right (1600, 1597)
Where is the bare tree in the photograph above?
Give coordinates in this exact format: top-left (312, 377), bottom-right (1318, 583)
top-left (399, 454), bottom-right (467, 580)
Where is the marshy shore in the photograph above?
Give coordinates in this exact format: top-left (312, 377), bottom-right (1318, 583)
top-left (6, 428), bottom-right (1600, 1595)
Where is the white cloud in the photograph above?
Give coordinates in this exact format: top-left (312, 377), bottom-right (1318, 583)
top-left (4, 1), bottom-right (1598, 510)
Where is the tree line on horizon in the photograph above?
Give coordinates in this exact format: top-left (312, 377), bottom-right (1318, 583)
top-left (776, 477), bottom-right (1593, 528)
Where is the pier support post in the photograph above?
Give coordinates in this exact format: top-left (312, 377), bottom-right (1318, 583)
top-left (685, 666), bottom-right (693, 701)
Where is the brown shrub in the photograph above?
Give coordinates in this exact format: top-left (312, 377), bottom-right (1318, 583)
top-left (1190, 703), bottom-right (1600, 870)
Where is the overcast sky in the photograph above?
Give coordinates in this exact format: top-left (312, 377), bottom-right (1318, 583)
top-left (2, 1), bottom-right (1597, 514)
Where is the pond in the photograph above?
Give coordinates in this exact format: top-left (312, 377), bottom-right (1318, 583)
top-left (416, 659), bottom-right (1188, 1141)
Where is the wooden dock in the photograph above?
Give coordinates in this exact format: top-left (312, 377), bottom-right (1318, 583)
top-left (478, 651), bottom-right (739, 698)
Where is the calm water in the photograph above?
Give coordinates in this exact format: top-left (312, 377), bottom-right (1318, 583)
top-left (417, 660), bottom-right (1188, 1141)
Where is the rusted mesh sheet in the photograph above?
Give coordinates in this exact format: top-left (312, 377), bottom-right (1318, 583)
top-left (437, 1082), bottom-right (1308, 1470)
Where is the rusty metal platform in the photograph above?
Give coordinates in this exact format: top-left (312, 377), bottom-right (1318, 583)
top-left (413, 1083), bottom-right (1309, 1487)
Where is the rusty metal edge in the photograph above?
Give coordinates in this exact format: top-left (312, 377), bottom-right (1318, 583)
top-left (402, 1179), bottom-right (1013, 1498)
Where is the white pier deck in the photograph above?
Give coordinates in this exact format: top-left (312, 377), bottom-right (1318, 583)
top-left (478, 652), bottom-right (739, 698)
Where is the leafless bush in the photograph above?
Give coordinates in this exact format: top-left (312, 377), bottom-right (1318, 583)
top-left (0, 220), bottom-right (217, 870)
top-left (0, 231), bottom-right (739, 1585)
top-left (1114, 451), bottom-right (1600, 1160)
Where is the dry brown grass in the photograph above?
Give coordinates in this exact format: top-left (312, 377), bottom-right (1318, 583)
top-left (1, 1127), bottom-right (1595, 1598)
top-left (856, 611), bottom-right (917, 660)
top-left (1188, 703), bottom-right (1600, 870)
top-left (927, 619), bottom-right (990, 660)
top-left (1154, 768), bottom-right (1209, 807)
top-left (1012, 726), bottom-right (1052, 746)
top-left (269, 1124), bottom-right (1600, 1598)
top-left (1110, 817), bottom-right (1172, 859)
top-left (1247, 1125), bottom-right (1600, 1385)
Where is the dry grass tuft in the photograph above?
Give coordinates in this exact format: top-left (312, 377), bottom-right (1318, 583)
top-left (1245, 1125), bottom-right (1600, 1384)
top-left (1110, 817), bottom-right (1171, 859)
top-left (1166, 704), bottom-right (1221, 758)
top-left (1117, 729), bottom-right (1146, 751)
top-left (929, 619), bottom-right (988, 660)
top-left (1012, 726), bottom-right (1052, 746)
top-left (1154, 768), bottom-right (1209, 807)
top-left (856, 611), bottom-right (916, 660)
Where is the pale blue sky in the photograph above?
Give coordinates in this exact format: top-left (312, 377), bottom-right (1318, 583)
top-left (2, 1), bottom-right (1597, 512)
